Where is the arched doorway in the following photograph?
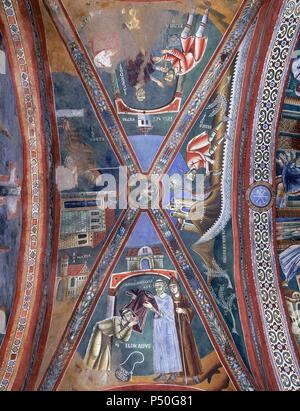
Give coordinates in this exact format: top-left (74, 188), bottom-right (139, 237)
top-left (140, 258), bottom-right (151, 270)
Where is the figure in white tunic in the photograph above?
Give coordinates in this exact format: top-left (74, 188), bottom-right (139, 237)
top-left (144, 279), bottom-right (182, 383)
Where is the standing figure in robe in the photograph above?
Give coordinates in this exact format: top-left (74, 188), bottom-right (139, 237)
top-left (143, 279), bottom-right (182, 383)
top-left (153, 9), bottom-right (209, 77)
top-left (168, 277), bottom-right (203, 385)
top-left (84, 308), bottom-right (138, 371)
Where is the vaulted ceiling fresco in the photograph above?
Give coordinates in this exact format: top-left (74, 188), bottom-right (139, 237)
top-left (0, 0), bottom-right (299, 392)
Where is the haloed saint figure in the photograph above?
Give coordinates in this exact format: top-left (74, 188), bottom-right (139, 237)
top-left (143, 279), bottom-right (182, 383)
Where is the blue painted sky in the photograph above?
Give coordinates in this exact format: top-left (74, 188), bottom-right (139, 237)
top-left (128, 135), bottom-right (164, 171)
top-left (126, 212), bottom-right (160, 247)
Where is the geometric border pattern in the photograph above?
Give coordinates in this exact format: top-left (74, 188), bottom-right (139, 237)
top-left (249, 0), bottom-right (300, 391)
top-left (0, 0), bottom-right (46, 390)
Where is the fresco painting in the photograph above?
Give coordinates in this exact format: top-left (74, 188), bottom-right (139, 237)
top-left (276, 40), bottom-right (300, 350)
top-left (59, 213), bottom-right (234, 391)
top-left (0, 33), bottom-right (22, 346)
top-left (0, 0), bottom-right (299, 393)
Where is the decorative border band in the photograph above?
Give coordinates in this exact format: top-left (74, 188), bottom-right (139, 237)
top-left (249, 0), bottom-right (300, 391)
top-left (0, 0), bottom-right (48, 390)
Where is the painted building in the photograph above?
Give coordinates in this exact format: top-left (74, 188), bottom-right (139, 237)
top-left (58, 192), bottom-right (114, 249)
top-left (137, 113), bottom-right (153, 134)
top-left (56, 255), bottom-right (89, 301)
top-left (126, 245), bottom-right (164, 271)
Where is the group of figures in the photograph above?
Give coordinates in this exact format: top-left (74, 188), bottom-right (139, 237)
top-left (276, 48), bottom-right (300, 210)
top-left (85, 277), bottom-right (203, 385)
top-left (275, 44), bottom-right (300, 348)
top-left (93, 9), bottom-right (209, 102)
top-left (50, 4), bottom-right (242, 391)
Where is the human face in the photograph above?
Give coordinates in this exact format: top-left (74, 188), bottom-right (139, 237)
top-left (154, 282), bottom-right (165, 296)
top-left (169, 283), bottom-right (179, 295)
top-left (123, 311), bottom-right (133, 323)
top-left (164, 69), bottom-right (175, 83)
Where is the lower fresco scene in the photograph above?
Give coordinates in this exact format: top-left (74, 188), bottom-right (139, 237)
top-left (60, 214), bottom-right (234, 391)
top-left (0, 0), bottom-right (299, 393)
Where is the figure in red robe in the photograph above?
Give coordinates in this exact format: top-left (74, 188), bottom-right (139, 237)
top-left (153, 9), bottom-right (209, 77)
top-left (186, 120), bottom-right (227, 180)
